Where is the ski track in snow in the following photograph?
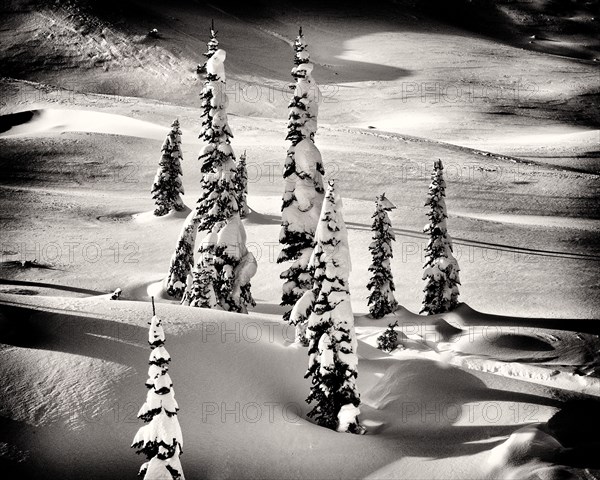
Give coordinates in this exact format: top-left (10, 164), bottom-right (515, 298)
top-left (345, 221), bottom-right (600, 262)
top-left (1, 110), bottom-right (598, 263)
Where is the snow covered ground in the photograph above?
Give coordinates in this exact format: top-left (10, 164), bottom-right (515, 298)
top-left (0, 1), bottom-right (599, 479)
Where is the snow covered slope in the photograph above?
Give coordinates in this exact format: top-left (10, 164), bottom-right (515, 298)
top-left (0, 1), bottom-right (598, 478)
top-left (0, 89), bottom-right (598, 317)
top-left (0, 294), bottom-right (598, 479)
top-left (1, 0), bottom-right (598, 170)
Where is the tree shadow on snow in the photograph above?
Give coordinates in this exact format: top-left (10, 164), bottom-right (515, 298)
top-left (361, 357), bottom-right (561, 459)
top-left (252, 301), bottom-right (287, 315)
top-left (244, 208), bottom-right (281, 225)
top-left (0, 305), bottom-right (147, 366)
top-left (0, 415), bottom-right (135, 480)
top-left (0, 279), bottom-right (105, 296)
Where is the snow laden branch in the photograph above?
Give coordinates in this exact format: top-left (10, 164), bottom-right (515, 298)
top-left (151, 119), bottom-right (185, 216)
top-left (421, 159), bottom-right (461, 315)
top-left (132, 311), bottom-right (185, 480)
top-left (279, 28), bottom-right (324, 323)
top-left (367, 193), bottom-right (399, 318)
top-left (291, 180), bottom-right (365, 435)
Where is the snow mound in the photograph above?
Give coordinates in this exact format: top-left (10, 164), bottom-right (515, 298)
top-left (0, 109), bottom-right (170, 140)
top-left (132, 206), bottom-right (191, 224)
top-left (484, 424), bottom-right (570, 480)
top-left (363, 358), bottom-right (486, 431)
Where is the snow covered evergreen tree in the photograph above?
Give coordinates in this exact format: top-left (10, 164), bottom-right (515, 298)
top-left (166, 211), bottom-right (199, 300)
top-left (279, 28), bottom-right (324, 323)
top-left (192, 33), bottom-right (256, 313)
top-left (376, 321), bottom-right (400, 353)
top-left (421, 159), bottom-right (460, 315)
top-left (151, 119), bottom-right (185, 216)
top-left (132, 306), bottom-right (184, 479)
top-left (291, 180), bottom-right (365, 434)
top-left (367, 193), bottom-right (398, 318)
top-left (234, 151), bottom-right (250, 219)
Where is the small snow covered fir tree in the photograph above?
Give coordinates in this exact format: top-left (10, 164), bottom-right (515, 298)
top-left (166, 211), bottom-right (200, 299)
top-left (421, 159), bottom-right (460, 315)
top-left (192, 28), bottom-right (257, 313)
top-left (151, 119), bottom-right (185, 216)
top-left (234, 151), bottom-right (250, 219)
top-left (279, 27), bottom-right (324, 323)
top-left (291, 180), bottom-right (365, 434)
top-left (132, 300), bottom-right (184, 479)
top-left (367, 193), bottom-right (398, 318)
top-left (376, 321), bottom-right (400, 353)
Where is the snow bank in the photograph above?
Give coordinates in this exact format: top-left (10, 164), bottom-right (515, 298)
top-left (484, 424), bottom-right (566, 480)
top-left (0, 109), bottom-right (174, 140)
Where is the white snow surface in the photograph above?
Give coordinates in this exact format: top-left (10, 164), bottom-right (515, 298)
top-left (0, 293), bottom-right (597, 479)
top-left (0, 15), bottom-right (599, 477)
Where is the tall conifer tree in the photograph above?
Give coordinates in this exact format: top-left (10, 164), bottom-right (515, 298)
top-left (279, 28), bottom-right (324, 322)
top-left (367, 194), bottom-right (398, 318)
top-left (421, 160), bottom-right (460, 315)
top-left (192, 25), bottom-right (256, 312)
top-left (291, 181), bottom-right (365, 434)
top-left (151, 119), bottom-right (185, 216)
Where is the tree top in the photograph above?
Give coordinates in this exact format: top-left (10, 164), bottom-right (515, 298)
top-left (376, 193), bottom-right (396, 211)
